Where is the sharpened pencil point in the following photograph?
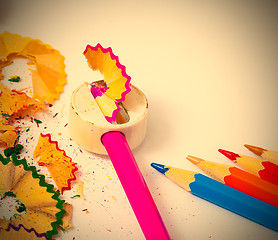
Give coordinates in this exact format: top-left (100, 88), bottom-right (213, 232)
top-left (244, 144), bottom-right (265, 157)
top-left (218, 149), bottom-right (240, 161)
top-left (151, 163), bottom-right (169, 174)
top-left (186, 155), bottom-right (204, 165)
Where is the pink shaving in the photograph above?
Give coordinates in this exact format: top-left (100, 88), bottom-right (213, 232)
top-left (84, 44), bottom-right (131, 123)
top-left (90, 85), bottom-right (109, 98)
top-left (105, 103), bottom-right (121, 123)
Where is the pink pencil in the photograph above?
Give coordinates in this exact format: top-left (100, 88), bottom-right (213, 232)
top-left (102, 132), bottom-right (170, 240)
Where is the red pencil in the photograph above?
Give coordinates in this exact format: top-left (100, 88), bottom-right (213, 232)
top-left (244, 144), bottom-right (278, 165)
top-left (186, 155), bottom-right (278, 207)
top-left (218, 149), bottom-right (278, 185)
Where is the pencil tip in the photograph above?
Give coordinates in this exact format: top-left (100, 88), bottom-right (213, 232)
top-left (218, 149), bottom-right (240, 161)
top-left (186, 155), bottom-right (204, 165)
top-left (151, 163), bottom-right (169, 174)
top-left (244, 144), bottom-right (265, 156)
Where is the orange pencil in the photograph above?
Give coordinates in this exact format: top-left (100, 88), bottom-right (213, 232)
top-left (219, 149), bottom-right (278, 185)
top-left (186, 155), bottom-right (278, 207)
top-left (245, 144), bottom-right (278, 165)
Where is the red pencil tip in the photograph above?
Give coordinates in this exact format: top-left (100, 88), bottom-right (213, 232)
top-left (218, 149), bottom-right (240, 161)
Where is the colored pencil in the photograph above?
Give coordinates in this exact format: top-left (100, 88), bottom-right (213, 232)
top-left (186, 155), bottom-right (278, 207)
top-left (245, 144), bottom-right (278, 165)
top-left (102, 132), bottom-right (170, 240)
top-left (151, 163), bottom-right (278, 231)
top-left (151, 163), bottom-right (278, 232)
top-left (218, 149), bottom-right (278, 185)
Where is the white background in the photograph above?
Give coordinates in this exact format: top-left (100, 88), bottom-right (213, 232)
top-left (1, 0), bottom-right (278, 239)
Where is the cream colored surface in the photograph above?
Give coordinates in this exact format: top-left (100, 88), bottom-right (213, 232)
top-left (68, 83), bottom-right (148, 154)
top-left (1, 1), bottom-right (278, 239)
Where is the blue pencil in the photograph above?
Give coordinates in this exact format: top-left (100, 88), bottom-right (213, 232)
top-left (151, 163), bottom-right (278, 232)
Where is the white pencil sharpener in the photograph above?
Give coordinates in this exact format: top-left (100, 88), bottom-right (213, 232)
top-left (68, 83), bottom-right (148, 155)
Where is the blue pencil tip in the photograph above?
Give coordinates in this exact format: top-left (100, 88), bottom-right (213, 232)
top-left (151, 163), bottom-right (169, 174)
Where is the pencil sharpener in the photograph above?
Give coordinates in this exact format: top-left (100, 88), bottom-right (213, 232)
top-left (68, 82), bottom-right (148, 155)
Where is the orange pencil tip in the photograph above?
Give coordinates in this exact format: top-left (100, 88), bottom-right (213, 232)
top-left (186, 155), bottom-right (204, 165)
top-left (244, 144), bottom-right (265, 157)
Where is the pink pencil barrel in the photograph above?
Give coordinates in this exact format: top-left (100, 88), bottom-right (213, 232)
top-left (102, 131), bottom-right (170, 240)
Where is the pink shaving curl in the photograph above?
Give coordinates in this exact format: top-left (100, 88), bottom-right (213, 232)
top-left (84, 43), bottom-right (131, 123)
top-left (90, 84), bottom-right (109, 98)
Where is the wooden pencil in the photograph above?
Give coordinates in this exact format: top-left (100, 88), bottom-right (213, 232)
top-left (244, 144), bottom-right (278, 165)
top-left (186, 155), bottom-right (278, 207)
top-left (218, 149), bottom-right (278, 185)
top-left (151, 163), bottom-right (278, 232)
